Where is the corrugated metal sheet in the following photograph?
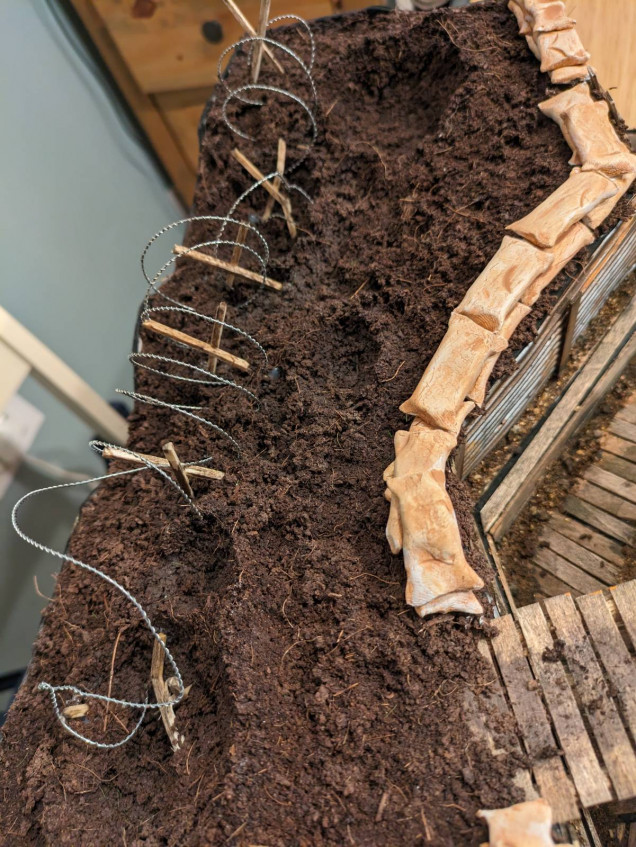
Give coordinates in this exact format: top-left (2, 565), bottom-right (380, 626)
top-left (459, 213), bottom-right (636, 478)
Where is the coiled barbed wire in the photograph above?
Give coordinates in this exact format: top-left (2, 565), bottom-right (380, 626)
top-left (13, 14), bottom-right (319, 749)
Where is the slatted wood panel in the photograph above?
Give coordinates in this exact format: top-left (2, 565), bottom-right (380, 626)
top-left (518, 390), bottom-right (636, 599)
top-left (490, 582), bottom-right (636, 822)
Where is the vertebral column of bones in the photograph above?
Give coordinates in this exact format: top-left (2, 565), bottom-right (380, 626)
top-left (385, 0), bottom-right (636, 618)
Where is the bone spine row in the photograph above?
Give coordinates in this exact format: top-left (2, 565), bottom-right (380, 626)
top-left (386, 0), bottom-right (636, 618)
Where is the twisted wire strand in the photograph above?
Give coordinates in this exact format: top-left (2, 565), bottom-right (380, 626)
top-left (15, 16), bottom-right (317, 749)
top-left (217, 16), bottom-right (318, 171)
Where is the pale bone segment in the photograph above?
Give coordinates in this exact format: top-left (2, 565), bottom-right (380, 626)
top-left (521, 221), bottom-right (594, 306)
top-left (508, 0), bottom-right (531, 35)
top-left (468, 303), bottom-right (531, 407)
top-left (550, 64), bottom-right (589, 84)
top-left (384, 423), bottom-right (457, 555)
top-left (538, 83), bottom-right (593, 165)
top-left (383, 422), bottom-right (484, 616)
top-left (525, 35), bottom-right (540, 59)
top-left (523, 1), bottom-right (575, 33)
top-left (506, 168), bottom-right (617, 248)
top-left (387, 471), bottom-right (484, 610)
top-left (456, 235), bottom-right (553, 332)
top-left (536, 28), bottom-right (590, 73)
top-left (565, 101), bottom-right (636, 178)
top-left (477, 799), bottom-right (572, 847)
top-left (400, 312), bottom-right (507, 431)
top-left (585, 172), bottom-right (636, 229)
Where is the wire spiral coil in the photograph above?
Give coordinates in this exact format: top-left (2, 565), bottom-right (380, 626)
top-left (12, 13), bottom-right (319, 748)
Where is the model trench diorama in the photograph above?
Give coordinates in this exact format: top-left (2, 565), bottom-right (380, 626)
top-left (1, 0), bottom-right (634, 844)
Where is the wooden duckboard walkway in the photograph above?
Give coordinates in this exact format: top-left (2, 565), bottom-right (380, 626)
top-left (484, 581), bottom-right (636, 824)
top-left (529, 391), bottom-right (636, 599)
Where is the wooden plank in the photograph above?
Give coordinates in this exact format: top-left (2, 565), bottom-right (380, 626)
top-left (0, 306), bottom-right (127, 445)
top-left (92, 0), bottom-right (333, 94)
top-left (602, 434), bottom-right (636, 465)
top-left (153, 87), bottom-right (210, 173)
top-left (552, 513), bottom-right (625, 567)
top-left (482, 296), bottom-right (636, 539)
top-left (577, 591), bottom-right (636, 742)
top-left (0, 339), bottom-right (30, 412)
top-left (540, 528), bottom-right (622, 584)
top-left (599, 452), bottom-right (636, 485)
top-left (609, 417), bottom-right (636, 445)
top-left (516, 603), bottom-right (613, 808)
top-left (611, 582), bottom-right (636, 648)
top-left (534, 546), bottom-right (608, 593)
top-left (67, 0), bottom-right (196, 205)
top-left (545, 593), bottom-right (636, 800)
top-left (533, 570), bottom-right (582, 602)
top-left (574, 479), bottom-right (636, 523)
top-left (563, 495), bottom-right (634, 546)
top-left (563, 0), bottom-right (636, 128)
top-left (463, 641), bottom-right (536, 802)
top-left (584, 466), bottom-right (636, 506)
top-left (616, 398), bottom-right (636, 426)
top-left (490, 615), bottom-right (579, 823)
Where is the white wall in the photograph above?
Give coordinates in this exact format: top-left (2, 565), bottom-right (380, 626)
top-left (0, 0), bottom-right (186, 681)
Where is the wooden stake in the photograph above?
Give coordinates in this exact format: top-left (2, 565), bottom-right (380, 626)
top-left (142, 317), bottom-right (251, 371)
top-left (162, 441), bottom-right (195, 500)
top-left (221, 0), bottom-right (284, 74)
top-left (226, 226), bottom-right (248, 289)
top-left (208, 301), bottom-right (228, 373)
top-left (102, 446), bottom-right (224, 481)
top-left (251, 0), bottom-right (272, 84)
top-left (262, 138), bottom-right (286, 223)
top-left (231, 148), bottom-right (297, 239)
top-left (151, 633), bottom-right (184, 752)
top-left (173, 244), bottom-right (282, 291)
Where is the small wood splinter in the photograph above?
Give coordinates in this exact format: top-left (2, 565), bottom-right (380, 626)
top-left (162, 441), bottom-right (194, 500)
top-left (209, 301), bottom-right (228, 373)
top-left (262, 138), bottom-right (287, 223)
top-left (142, 316), bottom-right (251, 372)
top-left (102, 446), bottom-right (224, 482)
top-left (221, 0), bottom-right (284, 75)
top-left (231, 147), bottom-right (297, 239)
top-left (252, 0), bottom-right (272, 84)
top-left (173, 244), bottom-right (282, 292)
top-left (151, 633), bottom-right (185, 753)
top-left (226, 226), bottom-right (248, 288)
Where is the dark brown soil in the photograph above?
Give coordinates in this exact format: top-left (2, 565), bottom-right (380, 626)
top-left (0, 4), bottom-right (622, 845)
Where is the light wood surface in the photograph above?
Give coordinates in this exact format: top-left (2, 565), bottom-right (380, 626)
top-left (491, 614), bottom-right (578, 822)
top-left (565, 0), bottom-right (636, 128)
top-left (0, 306), bottom-right (127, 445)
top-left (545, 593), bottom-right (636, 801)
top-left (92, 0), bottom-right (332, 94)
top-left (517, 603), bottom-right (613, 808)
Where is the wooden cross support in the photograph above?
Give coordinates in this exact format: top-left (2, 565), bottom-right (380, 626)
top-left (162, 441), bottom-right (194, 500)
top-left (252, 0), bottom-right (272, 84)
top-left (221, 0), bottom-right (284, 75)
top-left (209, 302), bottom-right (228, 374)
top-left (172, 244), bottom-right (282, 292)
top-left (102, 446), bottom-right (225, 482)
top-left (142, 317), bottom-right (251, 372)
top-left (231, 148), bottom-right (297, 239)
top-left (226, 226), bottom-right (248, 289)
top-left (263, 138), bottom-right (286, 223)
top-left (151, 633), bottom-right (185, 753)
